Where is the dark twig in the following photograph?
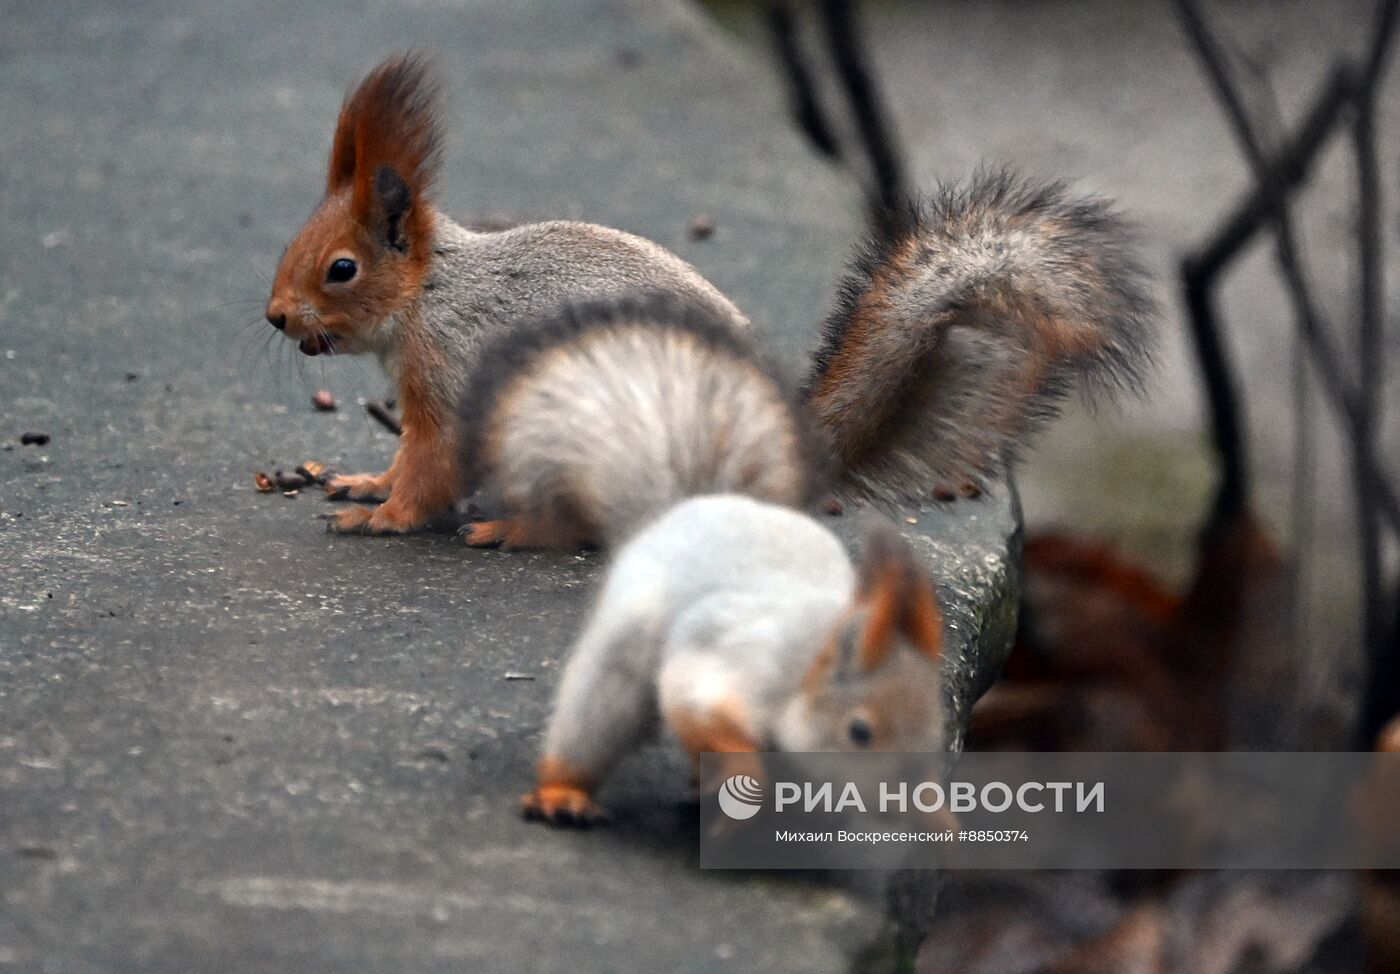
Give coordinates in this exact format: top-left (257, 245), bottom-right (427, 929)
top-left (1174, 43), bottom-right (1352, 529)
top-left (1360, 0), bottom-right (1400, 91)
top-left (1183, 64), bottom-right (1354, 283)
top-left (1178, 265), bottom-right (1250, 529)
top-left (764, 1), bottom-right (843, 159)
top-left (364, 399), bottom-right (403, 437)
top-left (1172, 0), bottom-right (1267, 163)
top-left (816, 0), bottom-right (911, 213)
top-left (1176, 5), bottom-right (1400, 533)
top-left (1353, 3), bottom-right (1397, 743)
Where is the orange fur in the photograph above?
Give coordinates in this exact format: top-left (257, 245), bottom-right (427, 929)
top-left (858, 563), bottom-right (903, 671)
top-left (1379, 716), bottom-right (1400, 754)
top-left (670, 698), bottom-right (764, 791)
top-left (902, 572), bottom-right (944, 661)
top-left (462, 518), bottom-right (594, 550)
top-left (268, 56), bottom-right (443, 355)
top-left (1024, 534), bottom-right (1180, 625)
top-left (522, 756), bottom-right (604, 825)
top-left (670, 696), bottom-right (761, 758)
top-left (1364, 716), bottom-right (1400, 974)
top-left (808, 238), bottom-right (919, 467)
top-left (327, 53), bottom-right (442, 261)
top-left (853, 527), bottom-right (944, 670)
top-left (330, 378), bottom-right (460, 533)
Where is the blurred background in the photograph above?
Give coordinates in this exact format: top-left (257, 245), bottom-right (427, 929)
top-left (701, 0), bottom-right (1400, 754)
top-left (3, 0), bottom-right (1397, 971)
top-left (694, 2), bottom-right (1400, 970)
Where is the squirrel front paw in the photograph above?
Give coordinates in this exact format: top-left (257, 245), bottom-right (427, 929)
top-left (520, 784), bottom-right (608, 828)
top-left (326, 502), bottom-right (420, 535)
top-left (325, 472), bottom-right (391, 503)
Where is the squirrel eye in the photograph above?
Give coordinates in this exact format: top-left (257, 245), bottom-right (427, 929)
top-left (326, 257), bottom-right (357, 283)
top-left (848, 717), bottom-right (874, 748)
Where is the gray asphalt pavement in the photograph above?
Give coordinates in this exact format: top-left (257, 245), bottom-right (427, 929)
top-left (0, 2), bottom-right (1016, 972)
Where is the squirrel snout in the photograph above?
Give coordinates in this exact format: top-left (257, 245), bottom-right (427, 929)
top-left (265, 309), bottom-right (287, 331)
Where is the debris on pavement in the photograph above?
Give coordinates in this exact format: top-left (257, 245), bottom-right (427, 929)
top-left (364, 399), bottom-right (403, 436)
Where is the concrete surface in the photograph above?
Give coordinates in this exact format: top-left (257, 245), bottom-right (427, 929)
top-left (0, 2), bottom-right (1018, 971)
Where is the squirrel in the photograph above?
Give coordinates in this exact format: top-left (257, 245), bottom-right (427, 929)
top-left (442, 174), bottom-right (1157, 824)
top-left (263, 53), bottom-right (748, 534)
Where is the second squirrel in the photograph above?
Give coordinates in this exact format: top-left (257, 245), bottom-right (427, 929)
top-left (448, 171), bottom-right (1159, 821)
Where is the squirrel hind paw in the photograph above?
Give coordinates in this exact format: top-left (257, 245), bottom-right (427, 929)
top-left (520, 786), bottom-right (608, 829)
top-left (460, 520), bottom-right (510, 548)
top-left (327, 505), bottom-right (376, 533)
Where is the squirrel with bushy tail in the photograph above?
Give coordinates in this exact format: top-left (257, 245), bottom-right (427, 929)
top-left (261, 54), bottom-right (1155, 824)
top-left (453, 174), bottom-right (1156, 825)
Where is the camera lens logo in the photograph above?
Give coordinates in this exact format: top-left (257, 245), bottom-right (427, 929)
top-left (717, 774), bottom-right (764, 820)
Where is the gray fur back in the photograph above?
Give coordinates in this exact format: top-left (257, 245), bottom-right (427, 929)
top-left (389, 215), bottom-right (748, 415)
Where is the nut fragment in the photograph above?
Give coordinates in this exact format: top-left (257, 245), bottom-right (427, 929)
top-left (296, 461), bottom-right (331, 485)
top-left (688, 213), bottom-right (716, 240)
top-left (312, 389), bottom-right (337, 412)
top-left (254, 471), bottom-right (275, 493)
top-left (273, 470), bottom-right (311, 490)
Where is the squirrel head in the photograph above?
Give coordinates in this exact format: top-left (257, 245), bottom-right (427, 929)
top-left (265, 53), bottom-right (443, 356)
top-left (779, 520), bottom-right (947, 752)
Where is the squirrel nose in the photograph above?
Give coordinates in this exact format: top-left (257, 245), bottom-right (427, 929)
top-left (266, 311), bottom-right (286, 330)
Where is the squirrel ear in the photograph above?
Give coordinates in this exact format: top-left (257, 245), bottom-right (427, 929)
top-left (854, 520), bottom-right (912, 671)
top-left (853, 519), bottom-right (942, 668)
top-left (900, 569), bottom-right (943, 662)
top-left (857, 573), bottom-right (900, 672)
top-left (327, 96), bottom-right (359, 193)
top-left (326, 54), bottom-right (442, 252)
top-left (370, 164), bottom-right (413, 252)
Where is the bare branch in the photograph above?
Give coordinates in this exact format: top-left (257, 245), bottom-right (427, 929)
top-left (764, 1), bottom-right (843, 159)
top-left (816, 0), bottom-right (911, 213)
top-left (1175, 0), bottom-right (1400, 533)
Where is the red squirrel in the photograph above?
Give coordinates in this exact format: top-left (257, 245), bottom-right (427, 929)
top-left (264, 54), bottom-right (746, 533)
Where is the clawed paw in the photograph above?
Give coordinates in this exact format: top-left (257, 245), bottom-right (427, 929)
top-left (460, 520), bottom-right (509, 548)
top-left (327, 505), bottom-right (376, 533)
top-left (326, 504), bottom-right (417, 535)
top-left (521, 785), bottom-right (608, 828)
top-left (325, 473), bottom-right (390, 503)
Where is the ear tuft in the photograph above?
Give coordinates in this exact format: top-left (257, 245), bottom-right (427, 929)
top-left (326, 53), bottom-right (443, 254)
top-left (854, 518), bottom-right (944, 668)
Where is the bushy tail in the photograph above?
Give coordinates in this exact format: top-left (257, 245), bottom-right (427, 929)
top-left (802, 170), bottom-right (1157, 500)
top-left (458, 296), bottom-right (819, 543)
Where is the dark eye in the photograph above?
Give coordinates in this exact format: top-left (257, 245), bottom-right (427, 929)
top-left (848, 717), bottom-right (874, 748)
top-left (326, 258), bottom-right (357, 283)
